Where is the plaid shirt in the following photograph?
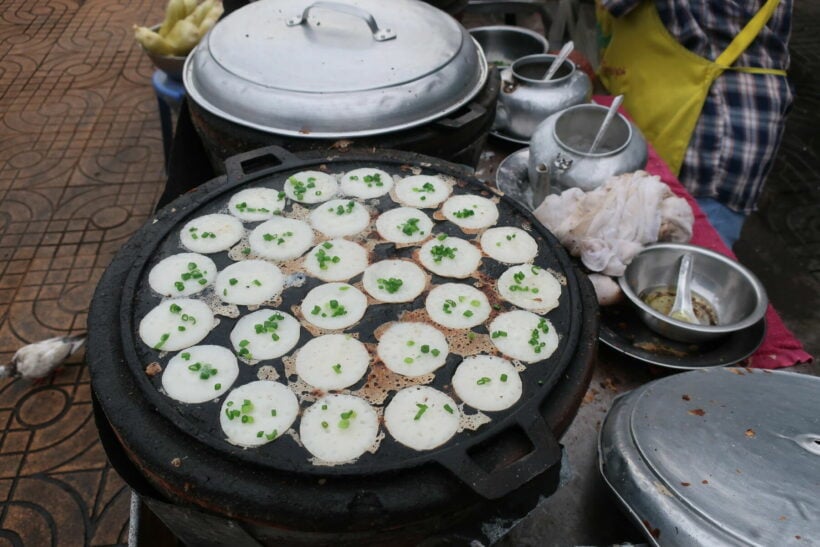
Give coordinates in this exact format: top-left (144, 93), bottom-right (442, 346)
top-left (601, 0), bottom-right (794, 213)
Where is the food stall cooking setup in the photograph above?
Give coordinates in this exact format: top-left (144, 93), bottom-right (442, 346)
top-left (100, 0), bottom-right (817, 544)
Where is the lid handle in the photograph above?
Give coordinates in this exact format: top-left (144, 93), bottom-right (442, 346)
top-left (286, 1), bottom-right (397, 41)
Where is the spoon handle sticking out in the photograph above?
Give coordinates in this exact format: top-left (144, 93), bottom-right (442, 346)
top-left (669, 253), bottom-right (700, 324)
top-left (588, 95), bottom-right (624, 154)
top-left (543, 41), bottom-right (574, 81)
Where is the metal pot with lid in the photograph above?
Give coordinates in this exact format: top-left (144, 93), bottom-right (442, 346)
top-left (528, 103), bottom-right (648, 194)
top-left (185, 0), bottom-right (489, 138)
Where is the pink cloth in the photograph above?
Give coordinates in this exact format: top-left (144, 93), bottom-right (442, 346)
top-left (594, 96), bottom-right (812, 369)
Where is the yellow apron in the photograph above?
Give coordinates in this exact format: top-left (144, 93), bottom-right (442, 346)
top-left (597, 0), bottom-right (787, 175)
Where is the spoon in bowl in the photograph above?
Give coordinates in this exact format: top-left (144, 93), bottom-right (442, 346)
top-left (668, 253), bottom-right (701, 324)
top-left (588, 95), bottom-right (624, 154)
top-left (543, 41), bottom-right (574, 81)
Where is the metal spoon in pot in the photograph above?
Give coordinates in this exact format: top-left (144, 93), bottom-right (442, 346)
top-left (543, 41), bottom-right (574, 81)
top-left (669, 253), bottom-right (701, 324)
top-left (588, 95), bottom-right (624, 154)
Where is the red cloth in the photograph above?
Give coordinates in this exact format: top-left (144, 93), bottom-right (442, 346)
top-left (593, 96), bottom-right (812, 369)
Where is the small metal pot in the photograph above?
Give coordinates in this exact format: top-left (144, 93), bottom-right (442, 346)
top-left (494, 54), bottom-right (591, 141)
top-left (527, 103), bottom-right (648, 194)
top-left (469, 26), bottom-right (548, 69)
top-left (618, 243), bottom-right (768, 343)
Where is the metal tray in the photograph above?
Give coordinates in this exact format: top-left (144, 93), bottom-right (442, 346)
top-left (599, 301), bottom-right (766, 369)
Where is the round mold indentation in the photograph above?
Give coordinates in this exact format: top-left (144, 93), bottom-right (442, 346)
top-left (8, 151), bottom-right (43, 169)
top-left (91, 206), bottom-right (129, 229)
top-left (15, 388), bottom-right (70, 429)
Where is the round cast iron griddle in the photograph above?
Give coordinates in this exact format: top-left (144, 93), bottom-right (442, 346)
top-left (90, 146), bottom-right (588, 502)
top-left (599, 302), bottom-right (766, 369)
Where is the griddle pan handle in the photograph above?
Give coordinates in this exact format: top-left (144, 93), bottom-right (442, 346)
top-left (434, 103), bottom-right (487, 130)
top-left (440, 415), bottom-right (561, 500)
top-left (224, 146), bottom-right (301, 184)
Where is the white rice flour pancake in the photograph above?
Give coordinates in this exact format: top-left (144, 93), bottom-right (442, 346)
top-left (425, 283), bottom-right (490, 329)
top-left (498, 265), bottom-right (561, 314)
top-left (419, 235), bottom-right (481, 279)
top-left (304, 239), bottom-right (368, 282)
top-left (301, 283), bottom-right (367, 330)
top-left (375, 207), bottom-right (433, 244)
top-left (220, 381), bottom-right (299, 447)
top-left (300, 394), bottom-right (379, 463)
top-left (393, 175), bottom-right (451, 208)
top-left (180, 214), bottom-right (244, 254)
top-left (384, 386), bottom-right (460, 450)
top-left (216, 260), bottom-right (284, 305)
top-left (229, 309), bottom-right (301, 360)
top-left (362, 260), bottom-right (427, 303)
top-left (441, 195), bottom-right (499, 230)
top-left (377, 322), bottom-right (448, 377)
top-left (162, 345), bottom-right (239, 403)
top-left (249, 217), bottom-right (314, 261)
top-left (452, 355), bottom-right (522, 411)
top-left (295, 334), bottom-right (370, 390)
top-left (148, 253), bottom-right (216, 297)
top-left (228, 188), bottom-right (286, 222)
top-left (340, 168), bottom-right (394, 199)
top-left (139, 298), bottom-right (215, 352)
top-left (284, 171), bottom-right (338, 204)
top-left (309, 199), bottom-right (370, 238)
top-left (480, 227), bottom-right (538, 264)
top-left (489, 311), bottom-right (558, 363)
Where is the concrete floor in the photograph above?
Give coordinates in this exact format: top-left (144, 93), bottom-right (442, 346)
top-left (0, 0), bottom-right (816, 545)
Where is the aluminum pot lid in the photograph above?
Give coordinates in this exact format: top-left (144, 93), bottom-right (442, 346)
top-left (183, 0), bottom-right (488, 138)
top-left (599, 368), bottom-right (820, 546)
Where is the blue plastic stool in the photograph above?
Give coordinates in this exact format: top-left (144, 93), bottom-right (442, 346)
top-left (151, 70), bottom-right (186, 171)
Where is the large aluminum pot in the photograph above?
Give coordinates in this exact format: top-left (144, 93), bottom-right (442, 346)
top-left (528, 103), bottom-right (648, 193)
top-left (495, 54), bottom-right (591, 141)
top-left (184, 0), bottom-right (487, 138)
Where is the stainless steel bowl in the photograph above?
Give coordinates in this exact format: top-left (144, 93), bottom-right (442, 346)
top-left (618, 243), bottom-right (768, 343)
top-left (469, 25), bottom-right (548, 68)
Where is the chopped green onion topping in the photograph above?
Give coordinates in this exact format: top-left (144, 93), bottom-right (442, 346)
top-left (453, 208), bottom-right (475, 219)
top-left (229, 278), bottom-right (238, 286)
top-left (444, 404), bottom-right (454, 414)
top-left (153, 333), bottom-right (170, 350)
top-left (500, 374), bottom-right (508, 382)
top-left (266, 430), bottom-right (278, 440)
top-left (214, 383), bottom-right (222, 390)
top-left (431, 348), bottom-right (441, 357)
top-left (377, 277), bottom-right (403, 294)
top-left (398, 217), bottom-right (423, 236)
top-left (181, 352), bottom-right (191, 360)
top-left (420, 345), bottom-right (430, 353)
top-left (491, 330), bottom-right (508, 339)
top-left (174, 281), bottom-right (185, 291)
top-left (332, 363), bottom-right (342, 374)
top-left (404, 357), bottom-right (414, 364)
top-left (412, 182), bottom-right (435, 193)
top-left (414, 403), bottom-right (428, 420)
top-left (476, 377), bottom-right (491, 385)
top-left (169, 303), bottom-right (182, 314)
top-left (430, 245), bottom-right (457, 263)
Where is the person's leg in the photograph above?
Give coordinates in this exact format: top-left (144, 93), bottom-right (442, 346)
top-left (695, 197), bottom-right (747, 249)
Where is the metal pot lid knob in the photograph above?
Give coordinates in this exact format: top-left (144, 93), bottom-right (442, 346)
top-left (286, 1), bottom-right (397, 41)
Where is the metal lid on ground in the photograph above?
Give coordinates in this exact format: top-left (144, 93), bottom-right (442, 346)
top-left (184, 0), bottom-right (488, 138)
top-left (599, 368), bottom-right (820, 546)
